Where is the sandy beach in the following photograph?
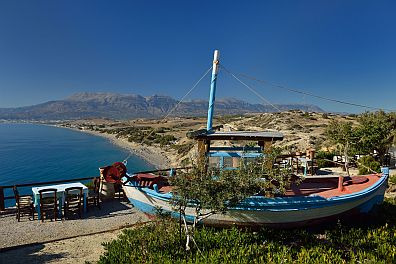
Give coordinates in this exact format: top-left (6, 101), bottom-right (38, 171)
top-left (61, 126), bottom-right (174, 170)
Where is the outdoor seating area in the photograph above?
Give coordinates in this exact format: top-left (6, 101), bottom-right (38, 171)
top-left (0, 171), bottom-right (149, 254)
top-left (4, 177), bottom-right (116, 222)
top-left (274, 150), bottom-right (319, 176)
top-left (31, 182), bottom-right (88, 221)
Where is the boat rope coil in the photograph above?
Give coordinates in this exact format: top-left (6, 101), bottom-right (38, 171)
top-left (102, 162), bottom-right (128, 183)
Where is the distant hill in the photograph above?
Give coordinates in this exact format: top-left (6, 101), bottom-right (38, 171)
top-left (0, 92), bottom-right (324, 120)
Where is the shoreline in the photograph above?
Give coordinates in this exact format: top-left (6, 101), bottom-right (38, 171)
top-left (58, 126), bottom-right (172, 170)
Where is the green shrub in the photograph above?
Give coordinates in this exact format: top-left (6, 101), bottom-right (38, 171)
top-left (316, 151), bottom-right (336, 168)
top-left (171, 142), bottom-right (194, 155)
top-left (153, 134), bottom-right (176, 146)
top-left (358, 156), bottom-right (381, 175)
top-left (389, 174), bottom-right (396, 185)
top-left (98, 199), bottom-right (396, 264)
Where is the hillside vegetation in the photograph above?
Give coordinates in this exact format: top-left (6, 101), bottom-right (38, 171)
top-left (98, 198), bottom-right (396, 264)
top-left (63, 110), bottom-right (363, 167)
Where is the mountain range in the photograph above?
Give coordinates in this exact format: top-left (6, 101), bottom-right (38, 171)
top-left (0, 92), bottom-right (324, 120)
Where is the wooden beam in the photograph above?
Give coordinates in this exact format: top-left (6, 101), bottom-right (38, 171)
top-left (264, 141), bottom-right (272, 154)
top-left (197, 140), bottom-right (206, 164)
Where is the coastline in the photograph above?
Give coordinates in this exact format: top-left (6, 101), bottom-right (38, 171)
top-left (59, 126), bottom-right (172, 170)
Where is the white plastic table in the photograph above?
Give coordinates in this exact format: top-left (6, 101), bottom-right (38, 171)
top-left (32, 182), bottom-right (88, 220)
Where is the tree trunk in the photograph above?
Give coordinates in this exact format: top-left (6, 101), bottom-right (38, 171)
top-left (344, 141), bottom-right (350, 176)
top-left (181, 213), bottom-right (191, 251)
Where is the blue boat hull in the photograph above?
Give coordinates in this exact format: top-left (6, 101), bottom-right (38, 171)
top-left (123, 174), bottom-right (388, 227)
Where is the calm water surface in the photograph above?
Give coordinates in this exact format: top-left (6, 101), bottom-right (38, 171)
top-left (0, 123), bottom-right (153, 207)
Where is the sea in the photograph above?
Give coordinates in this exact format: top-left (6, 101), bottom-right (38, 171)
top-left (0, 123), bottom-right (154, 208)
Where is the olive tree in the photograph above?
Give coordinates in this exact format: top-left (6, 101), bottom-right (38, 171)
top-left (325, 111), bottom-right (396, 171)
top-left (355, 111), bottom-right (396, 164)
top-left (325, 120), bottom-right (358, 175)
top-left (169, 148), bottom-right (297, 251)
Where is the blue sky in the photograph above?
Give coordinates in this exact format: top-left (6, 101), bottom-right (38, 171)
top-left (0, 1), bottom-right (395, 112)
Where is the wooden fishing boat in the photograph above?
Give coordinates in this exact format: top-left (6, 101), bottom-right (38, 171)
top-left (123, 171), bottom-right (388, 227)
top-left (123, 50), bottom-right (389, 227)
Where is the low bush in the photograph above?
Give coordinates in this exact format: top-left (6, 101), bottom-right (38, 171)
top-left (98, 199), bottom-right (396, 264)
top-left (389, 174), bottom-right (396, 186)
top-left (171, 142), bottom-right (194, 155)
top-left (316, 151), bottom-right (336, 168)
top-left (358, 156), bottom-right (381, 175)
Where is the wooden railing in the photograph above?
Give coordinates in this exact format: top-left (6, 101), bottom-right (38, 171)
top-left (0, 167), bottom-right (191, 211)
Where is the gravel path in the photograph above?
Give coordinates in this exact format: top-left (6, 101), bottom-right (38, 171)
top-left (0, 229), bottom-right (122, 264)
top-left (0, 200), bottom-right (150, 250)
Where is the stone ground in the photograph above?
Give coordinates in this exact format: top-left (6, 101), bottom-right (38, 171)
top-left (0, 200), bottom-right (150, 263)
top-left (0, 230), bottom-right (121, 264)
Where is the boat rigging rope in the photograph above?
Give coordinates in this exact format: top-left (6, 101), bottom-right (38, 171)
top-left (221, 64), bottom-right (311, 132)
top-left (122, 65), bottom-right (213, 164)
top-left (225, 70), bottom-right (395, 112)
top-left (222, 64), bottom-right (385, 177)
top-left (221, 65), bottom-right (285, 113)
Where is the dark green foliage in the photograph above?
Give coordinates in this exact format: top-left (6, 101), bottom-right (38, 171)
top-left (355, 111), bottom-right (396, 164)
top-left (154, 127), bottom-right (170, 133)
top-left (98, 199), bottom-right (396, 264)
top-left (357, 156), bottom-right (381, 175)
top-left (325, 111), bottom-right (396, 165)
top-left (104, 126), bottom-right (176, 146)
top-left (316, 151), bottom-right (337, 168)
top-left (326, 120), bottom-right (357, 150)
top-left (170, 151), bottom-right (295, 216)
top-left (171, 142), bottom-right (194, 155)
top-left (389, 175), bottom-right (396, 185)
top-left (153, 134), bottom-right (176, 146)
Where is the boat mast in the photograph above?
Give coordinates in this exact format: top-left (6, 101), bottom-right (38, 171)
top-left (206, 50), bottom-right (220, 132)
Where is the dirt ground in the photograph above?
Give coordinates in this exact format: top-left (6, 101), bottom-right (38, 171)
top-left (0, 200), bottom-right (150, 264)
top-left (0, 229), bottom-right (121, 264)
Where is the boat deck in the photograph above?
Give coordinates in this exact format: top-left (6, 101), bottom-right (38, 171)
top-left (131, 173), bottom-right (383, 199)
top-left (285, 174), bottom-right (381, 198)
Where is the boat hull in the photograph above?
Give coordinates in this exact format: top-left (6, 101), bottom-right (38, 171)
top-left (123, 174), bottom-right (388, 228)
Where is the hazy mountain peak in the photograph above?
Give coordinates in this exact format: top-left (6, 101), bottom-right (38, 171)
top-left (0, 92), bottom-right (324, 120)
top-left (67, 92), bottom-right (122, 101)
top-left (217, 97), bottom-right (246, 103)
